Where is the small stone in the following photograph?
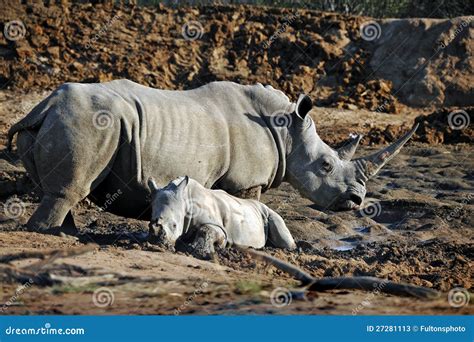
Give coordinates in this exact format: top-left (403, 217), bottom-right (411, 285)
top-left (47, 46), bottom-right (61, 59)
top-left (15, 41), bottom-right (34, 58)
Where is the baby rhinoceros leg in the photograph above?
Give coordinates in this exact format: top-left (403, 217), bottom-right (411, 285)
top-left (189, 224), bottom-right (226, 260)
top-left (266, 209), bottom-right (296, 250)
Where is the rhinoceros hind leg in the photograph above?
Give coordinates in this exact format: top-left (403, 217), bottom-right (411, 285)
top-left (17, 130), bottom-right (40, 187)
top-left (27, 194), bottom-right (79, 236)
top-left (233, 186), bottom-right (262, 201)
top-left (26, 112), bottom-right (118, 236)
top-left (188, 224), bottom-right (226, 260)
top-left (266, 209), bottom-right (296, 250)
top-left (61, 211), bottom-right (78, 236)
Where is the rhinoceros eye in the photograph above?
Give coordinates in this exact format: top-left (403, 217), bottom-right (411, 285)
top-left (321, 160), bottom-right (333, 173)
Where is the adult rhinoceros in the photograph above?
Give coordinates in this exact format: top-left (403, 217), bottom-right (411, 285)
top-left (8, 80), bottom-right (417, 235)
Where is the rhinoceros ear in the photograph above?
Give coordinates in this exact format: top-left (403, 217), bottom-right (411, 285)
top-left (295, 94), bottom-right (312, 119)
top-left (148, 177), bottom-right (160, 193)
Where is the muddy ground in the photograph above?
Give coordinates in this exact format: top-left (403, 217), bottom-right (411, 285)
top-left (0, 91), bottom-right (472, 315)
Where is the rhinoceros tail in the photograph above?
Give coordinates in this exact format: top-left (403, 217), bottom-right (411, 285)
top-left (235, 246), bottom-right (315, 285)
top-left (7, 103), bottom-right (49, 152)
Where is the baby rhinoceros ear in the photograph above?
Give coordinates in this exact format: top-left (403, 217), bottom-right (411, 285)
top-left (176, 176), bottom-right (189, 194)
top-left (148, 177), bottom-right (160, 193)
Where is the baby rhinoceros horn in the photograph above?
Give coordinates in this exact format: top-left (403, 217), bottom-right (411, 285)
top-left (353, 124), bottom-right (419, 180)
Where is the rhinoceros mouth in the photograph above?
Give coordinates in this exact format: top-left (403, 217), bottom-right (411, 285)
top-left (331, 191), bottom-right (364, 211)
top-left (311, 199), bottom-right (360, 212)
top-left (334, 199), bottom-right (360, 211)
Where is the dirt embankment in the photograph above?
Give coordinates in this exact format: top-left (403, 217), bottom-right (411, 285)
top-left (0, 2), bottom-right (472, 113)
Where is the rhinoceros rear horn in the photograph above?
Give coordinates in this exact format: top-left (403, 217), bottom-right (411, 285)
top-left (295, 94), bottom-right (312, 118)
top-left (354, 124), bottom-right (419, 180)
top-left (337, 134), bottom-right (363, 161)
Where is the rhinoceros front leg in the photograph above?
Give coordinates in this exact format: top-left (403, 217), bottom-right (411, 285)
top-left (188, 224), bottom-right (226, 260)
top-left (266, 209), bottom-right (296, 250)
top-left (233, 186), bottom-right (262, 201)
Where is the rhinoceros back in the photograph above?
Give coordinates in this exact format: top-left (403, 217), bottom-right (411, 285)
top-left (97, 80), bottom-right (286, 191)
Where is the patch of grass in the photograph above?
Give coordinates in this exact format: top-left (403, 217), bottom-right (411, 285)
top-left (235, 280), bottom-right (263, 295)
top-left (50, 284), bottom-right (100, 295)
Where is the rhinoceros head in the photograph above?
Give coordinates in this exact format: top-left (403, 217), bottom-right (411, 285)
top-left (283, 94), bottom-right (418, 211)
top-left (147, 176), bottom-right (190, 245)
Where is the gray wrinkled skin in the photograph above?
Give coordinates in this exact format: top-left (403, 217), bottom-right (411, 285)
top-left (148, 176), bottom-right (296, 258)
top-left (7, 79), bottom-right (415, 234)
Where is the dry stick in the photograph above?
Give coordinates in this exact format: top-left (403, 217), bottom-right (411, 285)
top-left (237, 246), bottom-right (314, 284)
top-left (308, 277), bottom-right (440, 299)
top-left (0, 244), bottom-right (99, 285)
top-left (238, 247), bottom-right (440, 299)
top-left (0, 250), bottom-right (59, 263)
top-left (0, 264), bottom-right (37, 282)
top-left (0, 244), bottom-right (98, 264)
top-left (0, 263), bottom-right (58, 286)
top-left (0, 244), bottom-right (161, 286)
top-left (25, 244), bottom-right (98, 273)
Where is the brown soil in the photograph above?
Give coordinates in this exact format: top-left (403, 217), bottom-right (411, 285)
top-left (0, 2), bottom-right (473, 112)
top-left (356, 107), bottom-right (474, 146)
top-left (414, 107), bottom-right (474, 144)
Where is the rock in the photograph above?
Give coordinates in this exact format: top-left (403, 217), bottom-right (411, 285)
top-left (15, 41), bottom-right (34, 58)
top-left (47, 46), bottom-right (60, 59)
top-left (70, 61), bottom-right (83, 71)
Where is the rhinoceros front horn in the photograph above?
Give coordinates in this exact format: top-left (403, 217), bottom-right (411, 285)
top-left (337, 134), bottom-right (363, 161)
top-left (353, 124), bottom-right (419, 180)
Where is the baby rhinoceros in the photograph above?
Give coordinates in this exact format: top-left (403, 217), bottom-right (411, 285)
top-left (148, 176), bottom-right (296, 259)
